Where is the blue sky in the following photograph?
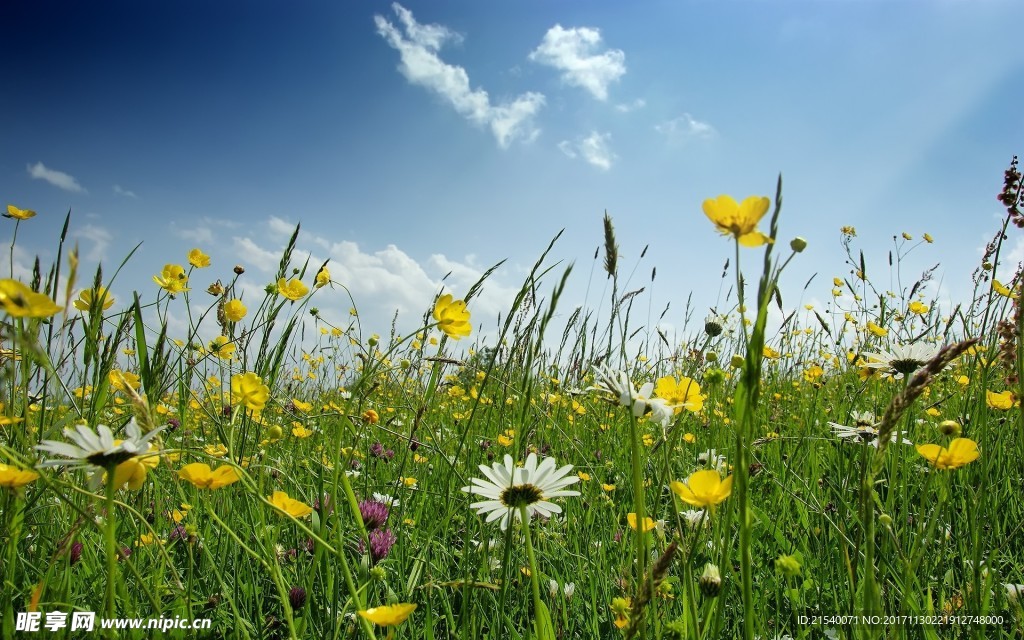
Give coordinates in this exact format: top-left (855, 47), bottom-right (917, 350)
top-left (2, 0), bottom-right (1022, 350)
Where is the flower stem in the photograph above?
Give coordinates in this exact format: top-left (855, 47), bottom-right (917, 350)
top-left (103, 471), bottom-right (118, 638)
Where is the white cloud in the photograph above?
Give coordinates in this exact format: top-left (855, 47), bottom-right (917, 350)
top-left (74, 224), bottom-right (113, 262)
top-left (529, 25), bottom-right (626, 101)
top-left (375, 3), bottom-right (545, 148)
top-left (113, 184), bottom-right (137, 198)
top-left (27, 162), bottom-right (85, 193)
top-left (615, 98), bottom-right (646, 113)
top-left (560, 131), bottom-right (615, 170)
top-left (227, 222), bottom-right (522, 346)
top-left (655, 113), bottom-right (716, 140)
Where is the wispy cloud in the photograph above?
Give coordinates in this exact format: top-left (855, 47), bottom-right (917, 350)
top-left (27, 162), bottom-right (85, 193)
top-left (74, 224), bottom-right (112, 262)
top-left (375, 3), bottom-right (545, 148)
top-left (113, 184), bottom-right (137, 198)
top-left (655, 113), bottom-right (716, 141)
top-left (615, 98), bottom-right (646, 113)
top-left (529, 25), bottom-right (626, 101)
top-left (559, 131), bottom-right (615, 170)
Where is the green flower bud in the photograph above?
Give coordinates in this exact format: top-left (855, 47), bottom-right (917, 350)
top-left (790, 237), bottom-right (808, 253)
top-left (699, 563), bottom-right (722, 597)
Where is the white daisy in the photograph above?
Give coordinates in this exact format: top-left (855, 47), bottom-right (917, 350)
top-left (861, 342), bottom-right (941, 378)
top-left (373, 492), bottom-right (400, 508)
top-left (461, 453), bottom-right (580, 530)
top-left (36, 419), bottom-right (164, 488)
top-left (589, 363), bottom-right (671, 425)
top-left (680, 509), bottom-right (709, 529)
top-left (828, 411), bottom-right (912, 447)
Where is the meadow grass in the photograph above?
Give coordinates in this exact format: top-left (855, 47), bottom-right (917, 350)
top-left (2, 161), bottom-right (1024, 640)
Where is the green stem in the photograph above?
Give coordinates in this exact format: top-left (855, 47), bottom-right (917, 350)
top-left (520, 506), bottom-right (546, 639)
top-left (103, 470), bottom-right (118, 638)
top-left (627, 410), bottom-right (648, 640)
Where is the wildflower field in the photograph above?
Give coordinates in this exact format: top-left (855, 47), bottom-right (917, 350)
top-left (2, 161), bottom-right (1024, 640)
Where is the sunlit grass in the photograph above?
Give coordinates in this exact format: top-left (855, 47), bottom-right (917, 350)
top-left (2, 159), bottom-right (1023, 639)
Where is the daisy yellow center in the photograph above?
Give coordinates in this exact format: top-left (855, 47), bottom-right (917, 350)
top-left (500, 483), bottom-right (543, 509)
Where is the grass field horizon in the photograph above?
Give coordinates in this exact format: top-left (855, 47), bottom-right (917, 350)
top-left (2, 159), bottom-right (1024, 639)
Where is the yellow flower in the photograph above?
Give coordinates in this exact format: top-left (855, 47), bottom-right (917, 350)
top-left (108, 369), bottom-right (141, 393)
top-left (268, 490), bottom-right (313, 518)
top-left (223, 299), bottom-right (247, 322)
top-left (610, 597), bottom-right (631, 629)
top-left (204, 443), bottom-right (229, 457)
top-left (683, 432), bottom-right (696, 444)
top-left (702, 194), bottom-right (772, 247)
top-left (763, 346), bottom-right (781, 359)
top-left (908, 301), bottom-right (929, 315)
top-left (291, 399), bottom-right (312, 413)
top-left (358, 603), bottom-right (416, 626)
top-left (188, 248), bottom-right (211, 268)
top-left (627, 513), bottom-right (655, 532)
top-left (577, 471), bottom-right (591, 481)
top-left (902, 232), bottom-right (913, 241)
top-left (178, 463), bottom-right (240, 489)
top-left (231, 372), bottom-right (270, 412)
top-left (602, 483), bottom-right (616, 492)
top-left (993, 280), bottom-right (1017, 299)
top-left (136, 533), bottom-right (160, 546)
top-left (153, 264), bottom-right (190, 294)
top-left (670, 470), bottom-right (733, 508)
top-left (209, 336), bottom-right (235, 360)
top-left (0, 280), bottom-right (63, 318)
top-left (841, 226), bottom-right (857, 237)
top-left (433, 293), bottom-right (472, 340)
top-left (291, 425), bottom-right (314, 438)
top-left (110, 458), bottom-right (149, 490)
top-left (986, 390), bottom-right (1015, 410)
top-left (401, 476), bottom-right (417, 487)
top-left (362, 409), bottom-right (379, 424)
top-left (916, 438), bottom-right (979, 470)
top-left (277, 278), bottom-right (308, 301)
top-left (0, 463), bottom-right (40, 488)
top-left (867, 321), bottom-right (888, 337)
top-left (923, 233), bottom-right (934, 243)
top-left (654, 376), bottom-right (703, 412)
top-left (4, 205), bottom-right (36, 220)
top-left (73, 286), bottom-right (115, 312)
top-left (315, 266), bottom-right (330, 288)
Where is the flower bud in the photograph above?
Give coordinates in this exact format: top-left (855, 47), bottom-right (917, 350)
top-left (790, 237), bottom-right (808, 253)
top-left (699, 563), bottom-right (722, 597)
top-left (704, 315), bottom-right (723, 337)
top-left (730, 354), bottom-right (745, 369)
top-left (776, 554), bottom-right (801, 578)
top-left (705, 351), bottom-right (718, 362)
top-left (939, 420), bottom-right (961, 437)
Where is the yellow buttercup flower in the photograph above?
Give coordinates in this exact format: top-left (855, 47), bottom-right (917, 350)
top-left (433, 293), bottom-right (472, 340)
top-left (153, 264), bottom-right (190, 294)
top-left (358, 603), bottom-right (416, 626)
top-left (867, 321), bottom-right (888, 337)
top-left (0, 280), bottom-right (63, 318)
top-left (204, 443), bottom-right (229, 458)
top-left (702, 194), bottom-right (772, 247)
top-left (73, 287), bottom-right (115, 312)
top-left (993, 280), bottom-right (1018, 299)
top-left (178, 463), bottom-right (240, 489)
top-left (315, 266), bottom-right (330, 288)
top-left (0, 463), bottom-right (40, 489)
top-left (223, 299), bottom-right (247, 322)
top-left (986, 390), bottom-right (1015, 410)
top-left (108, 369), bottom-right (141, 393)
top-left (4, 205), bottom-right (36, 220)
top-left (208, 336), bottom-right (235, 360)
top-left (671, 469), bottom-right (733, 508)
top-left (908, 301), bottom-right (929, 315)
top-left (627, 512), bottom-right (655, 532)
top-left (110, 458), bottom-right (149, 490)
top-left (188, 248), bottom-right (211, 268)
top-left (277, 278), bottom-right (308, 301)
top-left (654, 376), bottom-right (703, 412)
top-left (916, 438), bottom-right (979, 470)
top-left (268, 490), bottom-right (313, 518)
top-left (231, 372), bottom-right (270, 412)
